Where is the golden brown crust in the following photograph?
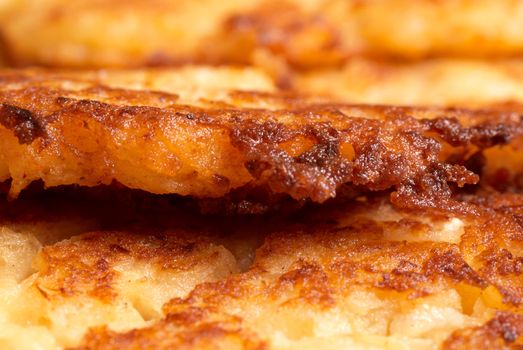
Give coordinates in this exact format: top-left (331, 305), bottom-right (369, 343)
top-left (0, 201), bottom-right (242, 348)
top-left (73, 312), bottom-right (267, 350)
top-left (0, 187), bottom-right (520, 349)
top-left (1, 69), bottom-right (522, 209)
top-left (35, 230), bottom-right (233, 302)
top-left (63, 193), bottom-right (522, 349)
top-left (443, 312), bottom-right (523, 350)
top-left (458, 192), bottom-right (523, 305)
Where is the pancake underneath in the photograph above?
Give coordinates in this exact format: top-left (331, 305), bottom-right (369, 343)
top-left (0, 188), bottom-right (521, 349)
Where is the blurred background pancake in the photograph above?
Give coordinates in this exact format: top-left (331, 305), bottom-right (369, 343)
top-left (3, 0), bottom-right (523, 69)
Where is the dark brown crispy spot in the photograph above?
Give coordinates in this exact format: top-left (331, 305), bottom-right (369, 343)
top-left (378, 247), bottom-right (486, 296)
top-left (276, 263), bottom-right (336, 307)
top-left (479, 248), bottom-right (523, 305)
top-left (230, 119), bottom-right (351, 202)
top-left (0, 103), bottom-right (45, 144)
top-left (212, 174), bottom-right (231, 188)
top-left (443, 312), bottom-right (523, 350)
top-left (424, 248), bottom-right (486, 286)
top-left (426, 116), bottom-right (523, 148)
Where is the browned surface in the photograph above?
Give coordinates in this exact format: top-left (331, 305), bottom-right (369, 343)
top-left (0, 185), bottom-right (521, 349)
top-left (1, 69), bottom-right (522, 211)
top-left (24, 191), bottom-right (513, 350)
top-left (0, 2), bottom-right (522, 350)
top-left (73, 313), bottom-right (267, 350)
top-left (443, 312), bottom-right (523, 350)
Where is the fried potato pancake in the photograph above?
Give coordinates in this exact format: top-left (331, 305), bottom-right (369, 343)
top-left (1, 68), bottom-right (522, 210)
top-left (2, 1), bottom-right (523, 69)
top-left (0, 189), bottom-right (521, 349)
top-left (0, 0), bottom-right (264, 68)
top-left (294, 59), bottom-right (523, 108)
top-left (216, 0), bottom-right (523, 69)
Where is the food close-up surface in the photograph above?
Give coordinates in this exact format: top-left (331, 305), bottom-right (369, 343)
top-left (0, 1), bottom-right (522, 350)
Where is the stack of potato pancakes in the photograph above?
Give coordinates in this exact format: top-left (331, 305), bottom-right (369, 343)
top-left (0, 1), bottom-right (522, 349)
